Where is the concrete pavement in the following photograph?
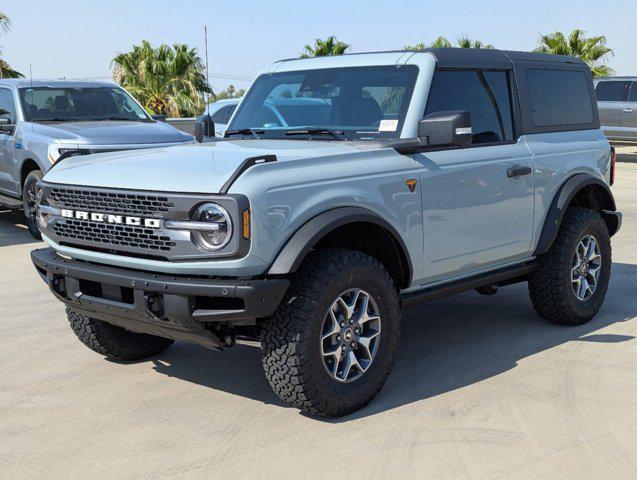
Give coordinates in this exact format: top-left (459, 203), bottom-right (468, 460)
top-left (1, 164), bottom-right (636, 480)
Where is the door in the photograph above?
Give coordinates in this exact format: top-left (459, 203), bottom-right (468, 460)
top-left (620, 82), bottom-right (637, 139)
top-left (0, 87), bottom-right (18, 195)
top-left (595, 80), bottom-right (630, 140)
top-left (415, 69), bottom-right (534, 284)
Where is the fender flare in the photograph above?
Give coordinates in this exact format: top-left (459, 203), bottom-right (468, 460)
top-left (534, 173), bottom-right (619, 256)
top-left (267, 207), bottom-right (413, 287)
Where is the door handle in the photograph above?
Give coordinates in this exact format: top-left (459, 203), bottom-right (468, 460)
top-left (622, 108), bottom-right (633, 113)
top-left (507, 166), bottom-right (532, 178)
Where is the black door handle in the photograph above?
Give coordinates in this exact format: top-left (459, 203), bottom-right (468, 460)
top-left (507, 166), bottom-right (532, 178)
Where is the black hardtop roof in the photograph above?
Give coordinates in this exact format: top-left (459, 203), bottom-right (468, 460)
top-left (276, 48), bottom-right (586, 70)
top-left (426, 48), bottom-right (586, 69)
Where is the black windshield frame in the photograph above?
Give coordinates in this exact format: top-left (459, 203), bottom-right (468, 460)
top-left (227, 65), bottom-right (419, 140)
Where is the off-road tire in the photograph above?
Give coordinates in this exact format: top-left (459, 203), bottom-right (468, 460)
top-left (67, 308), bottom-right (174, 361)
top-left (22, 170), bottom-right (43, 239)
top-left (529, 207), bottom-right (611, 325)
top-left (261, 249), bottom-right (400, 417)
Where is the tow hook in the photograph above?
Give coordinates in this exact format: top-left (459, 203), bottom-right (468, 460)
top-left (144, 293), bottom-right (166, 320)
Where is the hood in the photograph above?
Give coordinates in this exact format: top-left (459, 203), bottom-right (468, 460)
top-left (32, 120), bottom-right (193, 144)
top-left (43, 139), bottom-right (380, 194)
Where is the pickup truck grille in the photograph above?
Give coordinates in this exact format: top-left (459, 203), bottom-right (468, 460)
top-left (49, 187), bottom-right (175, 217)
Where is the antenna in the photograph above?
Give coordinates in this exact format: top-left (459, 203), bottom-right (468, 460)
top-left (29, 64), bottom-right (35, 122)
top-left (204, 25), bottom-right (213, 137)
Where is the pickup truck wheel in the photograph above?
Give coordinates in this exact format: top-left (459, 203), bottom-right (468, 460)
top-left (529, 207), bottom-right (611, 325)
top-left (22, 170), bottom-right (43, 240)
top-left (261, 249), bottom-right (400, 417)
top-left (66, 308), bottom-right (174, 361)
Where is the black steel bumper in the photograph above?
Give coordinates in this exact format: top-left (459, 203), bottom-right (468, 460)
top-left (31, 248), bottom-right (289, 349)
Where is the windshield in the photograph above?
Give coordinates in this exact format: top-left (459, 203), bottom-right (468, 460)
top-left (228, 65), bottom-right (418, 140)
top-left (19, 86), bottom-right (151, 123)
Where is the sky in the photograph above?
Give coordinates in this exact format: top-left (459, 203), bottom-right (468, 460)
top-left (1, 0), bottom-right (635, 93)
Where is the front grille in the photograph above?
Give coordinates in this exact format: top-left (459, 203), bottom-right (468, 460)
top-left (39, 182), bottom-right (246, 261)
top-left (53, 220), bottom-right (176, 251)
top-left (50, 187), bottom-right (174, 217)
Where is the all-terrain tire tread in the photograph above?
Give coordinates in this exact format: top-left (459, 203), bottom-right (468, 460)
top-left (261, 248), bottom-right (400, 417)
top-left (528, 207), bottom-right (611, 325)
top-left (66, 308), bottom-right (173, 361)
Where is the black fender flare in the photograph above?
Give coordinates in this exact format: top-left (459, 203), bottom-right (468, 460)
top-left (267, 207), bottom-right (413, 288)
top-left (534, 173), bottom-right (619, 256)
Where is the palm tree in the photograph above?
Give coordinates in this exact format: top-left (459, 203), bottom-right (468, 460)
top-left (0, 11), bottom-right (11, 33)
top-left (0, 11), bottom-right (23, 78)
top-left (535, 29), bottom-right (613, 77)
top-left (456, 35), bottom-right (494, 49)
top-left (404, 35), bottom-right (492, 50)
top-left (112, 40), bottom-right (211, 117)
top-left (112, 41), bottom-right (210, 116)
top-left (300, 36), bottom-right (350, 58)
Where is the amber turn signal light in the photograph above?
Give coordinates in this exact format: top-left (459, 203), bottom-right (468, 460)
top-left (242, 209), bottom-right (251, 239)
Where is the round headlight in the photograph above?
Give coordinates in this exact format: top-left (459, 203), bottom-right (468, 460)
top-left (191, 203), bottom-right (232, 251)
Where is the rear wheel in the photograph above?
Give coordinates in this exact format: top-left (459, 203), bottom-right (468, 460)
top-left (529, 207), bottom-right (611, 325)
top-left (67, 308), bottom-right (174, 361)
top-left (261, 249), bottom-right (400, 417)
top-left (22, 169), bottom-right (43, 239)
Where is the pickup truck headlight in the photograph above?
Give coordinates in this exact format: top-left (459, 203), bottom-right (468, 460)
top-left (190, 203), bottom-right (232, 251)
top-left (48, 144), bottom-right (80, 163)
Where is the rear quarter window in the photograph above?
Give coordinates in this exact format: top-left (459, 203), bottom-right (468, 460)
top-left (526, 69), bottom-right (594, 127)
top-left (595, 81), bottom-right (630, 102)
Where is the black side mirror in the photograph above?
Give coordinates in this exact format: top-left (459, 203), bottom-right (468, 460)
top-left (194, 114), bottom-right (215, 142)
top-left (418, 110), bottom-right (472, 147)
top-left (151, 114), bottom-right (167, 122)
top-left (0, 117), bottom-right (15, 134)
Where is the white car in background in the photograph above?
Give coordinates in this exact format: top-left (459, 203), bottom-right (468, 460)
top-left (197, 98), bottom-right (240, 137)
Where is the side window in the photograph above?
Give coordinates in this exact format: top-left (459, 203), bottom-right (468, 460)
top-left (595, 81), bottom-right (630, 102)
top-left (0, 88), bottom-right (17, 124)
top-left (425, 70), bottom-right (514, 144)
top-left (630, 83), bottom-right (637, 103)
top-left (226, 104), bottom-right (237, 122)
top-left (212, 105), bottom-right (232, 124)
top-left (526, 69), bottom-right (594, 127)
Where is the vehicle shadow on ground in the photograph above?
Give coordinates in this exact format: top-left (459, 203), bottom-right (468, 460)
top-left (0, 210), bottom-right (41, 247)
top-left (151, 262), bottom-right (637, 421)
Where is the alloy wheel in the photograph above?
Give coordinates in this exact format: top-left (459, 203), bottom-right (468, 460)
top-left (571, 234), bottom-right (602, 301)
top-left (320, 288), bottom-right (381, 383)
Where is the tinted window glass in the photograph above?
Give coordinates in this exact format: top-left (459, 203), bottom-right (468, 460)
top-left (526, 69), bottom-right (593, 127)
top-left (630, 83), bottom-right (637, 102)
top-left (0, 88), bottom-right (16, 123)
top-left (425, 70), bottom-right (514, 144)
top-left (212, 105), bottom-right (232, 123)
top-left (19, 87), bottom-right (149, 122)
top-left (595, 81), bottom-right (629, 101)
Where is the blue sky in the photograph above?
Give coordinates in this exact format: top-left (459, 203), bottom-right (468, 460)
top-left (1, 0), bottom-right (635, 92)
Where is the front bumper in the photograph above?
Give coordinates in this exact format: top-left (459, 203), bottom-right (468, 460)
top-left (32, 248), bottom-right (289, 349)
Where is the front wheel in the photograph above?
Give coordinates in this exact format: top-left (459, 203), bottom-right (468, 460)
top-left (22, 169), bottom-right (43, 239)
top-left (529, 207), bottom-right (612, 325)
top-left (261, 249), bottom-right (400, 417)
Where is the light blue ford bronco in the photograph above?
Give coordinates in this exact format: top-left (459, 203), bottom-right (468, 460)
top-left (31, 49), bottom-right (621, 417)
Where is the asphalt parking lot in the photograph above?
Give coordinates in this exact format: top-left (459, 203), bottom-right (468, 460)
top-left (2, 160), bottom-right (636, 480)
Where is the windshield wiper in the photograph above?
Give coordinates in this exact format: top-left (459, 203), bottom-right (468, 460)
top-left (36, 118), bottom-right (84, 122)
top-left (284, 128), bottom-right (346, 140)
top-left (95, 116), bottom-right (140, 121)
top-left (224, 128), bottom-right (264, 139)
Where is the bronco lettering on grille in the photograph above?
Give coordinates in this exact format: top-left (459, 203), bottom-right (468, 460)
top-left (60, 209), bottom-right (160, 228)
